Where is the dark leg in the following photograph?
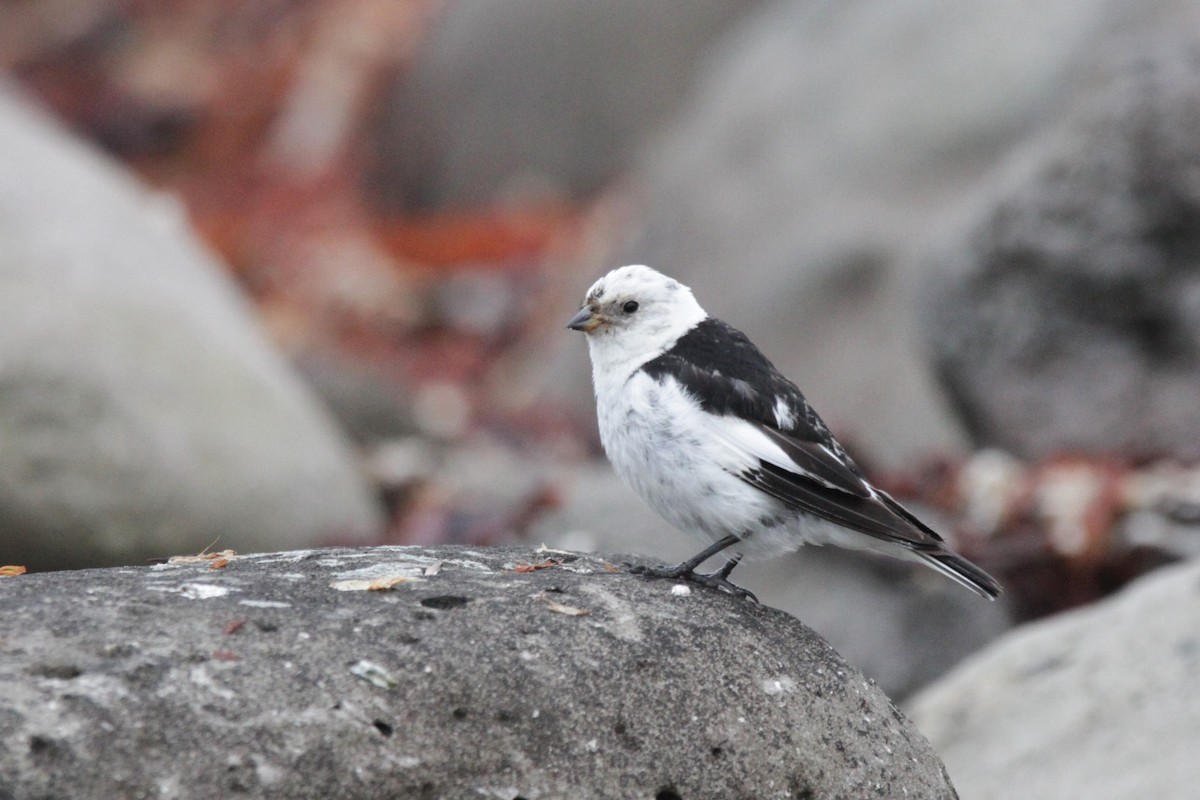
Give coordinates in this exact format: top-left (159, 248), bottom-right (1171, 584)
top-left (626, 535), bottom-right (758, 602)
top-left (633, 534), bottom-right (741, 577)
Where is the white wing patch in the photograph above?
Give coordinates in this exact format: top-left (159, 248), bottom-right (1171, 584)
top-left (699, 413), bottom-right (850, 493)
top-left (773, 397), bottom-right (796, 429)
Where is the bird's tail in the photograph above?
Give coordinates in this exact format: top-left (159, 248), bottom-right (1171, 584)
top-left (918, 549), bottom-right (1001, 601)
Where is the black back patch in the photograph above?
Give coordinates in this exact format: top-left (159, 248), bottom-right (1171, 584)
top-left (642, 319), bottom-right (812, 433)
top-left (641, 317), bottom-right (873, 495)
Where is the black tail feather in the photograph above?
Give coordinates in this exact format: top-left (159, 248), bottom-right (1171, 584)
top-left (919, 550), bottom-right (1001, 601)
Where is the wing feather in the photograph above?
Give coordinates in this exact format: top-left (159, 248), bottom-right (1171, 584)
top-left (642, 318), bottom-right (947, 550)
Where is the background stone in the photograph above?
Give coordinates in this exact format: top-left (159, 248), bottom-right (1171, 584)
top-left (0, 545), bottom-right (957, 799)
top-left (921, 46), bottom-right (1200, 460)
top-left (907, 556), bottom-right (1200, 800)
top-left (0, 83), bottom-right (383, 570)
top-left (371, 0), bottom-right (765, 211)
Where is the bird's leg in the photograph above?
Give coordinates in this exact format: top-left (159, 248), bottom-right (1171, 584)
top-left (714, 554), bottom-right (742, 579)
top-left (626, 535), bottom-right (758, 602)
top-left (630, 534), bottom-right (740, 577)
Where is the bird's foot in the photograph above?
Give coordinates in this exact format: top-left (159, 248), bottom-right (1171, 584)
top-left (624, 555), bottom-right (758, 603)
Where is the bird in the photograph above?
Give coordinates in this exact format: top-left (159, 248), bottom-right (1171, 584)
top-left (567, 264), bottom-right (1000, 602)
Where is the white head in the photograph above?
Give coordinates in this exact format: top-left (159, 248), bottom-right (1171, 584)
top-left (567, 265), bottom-right (707, 382)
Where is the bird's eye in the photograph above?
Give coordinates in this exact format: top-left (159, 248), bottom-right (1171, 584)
top-left (622, 300), bottom-right (639, 314)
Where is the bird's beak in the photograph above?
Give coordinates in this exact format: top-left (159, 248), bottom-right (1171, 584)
top-left (566, 305), bottom-right (602, 333)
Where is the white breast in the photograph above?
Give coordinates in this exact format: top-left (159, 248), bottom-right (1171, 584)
top-left (594, 371), bottom-right (785, 549)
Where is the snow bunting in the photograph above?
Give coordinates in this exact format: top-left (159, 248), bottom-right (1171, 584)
top-left (568, 265), bottom-right (1000, 601)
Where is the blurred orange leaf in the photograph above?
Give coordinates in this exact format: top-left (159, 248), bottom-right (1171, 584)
top-left (513, 558), bottom-right (563, 573)
top-left (377, 204), bottom-right (581, 267)
top-left (0, 565), bottom-right (27, 576)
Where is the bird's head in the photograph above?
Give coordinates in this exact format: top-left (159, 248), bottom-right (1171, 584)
top-left (567, 265), bottom-right (707, 375)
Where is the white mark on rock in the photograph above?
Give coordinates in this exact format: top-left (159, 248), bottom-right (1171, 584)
top-left (179, 583), bottom-right (229, 600)
top-left (245, 550), bottom-right (321, 564)
top-left (760, 675), bottom-right (798, 696)
top-left (350, 660), bottom-right (398, 690)
top-left (157, 775), bottom-right (182, 797)
top-left (238, 600), bottom-right (292, 609)
top-left (446, 547), bottom-right (499, 564)
top-left (333, 563), bottom-right (426, 581)
top-left (255, 759), bottom-right (284, 787)
top-left (584, 738), bottom-right (599, 753)
top-left (670, 584), bottom-right (692, 597)
top-left (189, 665), bottom-right (235, 700)
top-left (576, 584), bottom-right (644, 643)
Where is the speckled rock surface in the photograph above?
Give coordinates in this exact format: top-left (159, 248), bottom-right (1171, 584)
top-left (0, 545), bottom-right (957, 799)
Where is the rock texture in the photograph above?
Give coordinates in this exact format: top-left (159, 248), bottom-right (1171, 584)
top-left (907, 557), bottom-right (1200, 800)
top-left (0, 83), bottom-right (382, 570)
top-left (0, 545), bottom-right (958, 799)
top-left (371, 0), bottom-right (764, 210)
top-left (923, 47), bottom-right (1200, 460)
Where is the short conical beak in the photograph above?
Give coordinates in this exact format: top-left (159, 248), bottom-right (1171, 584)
top-left (566, 306), bottom-right (601, 332)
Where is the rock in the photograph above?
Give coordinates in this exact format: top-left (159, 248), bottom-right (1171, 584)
top-left (531, 463), bottom-right (1012, 699)
top-left (293, 354), bottom-right (420, 444)
top-left (907, 557), bottom-right (1200, 800)
top-left (611, 0), bottom-right (1200, 466)
top-left (0, 83), bottom-right (383, 570)
top-left (0, 545), bottom-right (958, 799)
top-left (922, 46), bottom-right (1200, 460)
top-left (370, 0), bottom-right (765, 210)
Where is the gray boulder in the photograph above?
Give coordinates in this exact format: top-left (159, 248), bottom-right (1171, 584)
top-left (0, 545), bottom-right (958, 799)
top-left (0, 84), bottom-right (383, 570)
top-left (922, 47), bottom-right (1200, 460)
top-left (371, 0), bottom-right (765, 210)
top-left (907, 556), bottom-right (1200, 800)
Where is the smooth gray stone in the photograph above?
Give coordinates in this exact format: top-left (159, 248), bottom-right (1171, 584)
top-left (371, 0), bottom-right (764, 210)
top-left (0, 545), bottom-right (957, 799)
top-left (0, 82), bottom-right (382, 570)
top-left (908, 557), bottom-right (1200, 800)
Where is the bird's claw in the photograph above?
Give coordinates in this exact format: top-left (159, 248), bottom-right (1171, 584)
top-left (621, 559), bottom-right (758, 603)
top-left (691, 571), bottom-right (758, 603)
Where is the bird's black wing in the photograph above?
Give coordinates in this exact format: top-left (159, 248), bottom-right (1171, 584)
top-left (641, 318), bottom-right (946, 549)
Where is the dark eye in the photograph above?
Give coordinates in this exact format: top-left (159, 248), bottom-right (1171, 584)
top-left (622, 300), bottom-right (639, 314)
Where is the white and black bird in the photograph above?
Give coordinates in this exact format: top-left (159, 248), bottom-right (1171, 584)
top-left (567, 265), bottom-right (1000, 602)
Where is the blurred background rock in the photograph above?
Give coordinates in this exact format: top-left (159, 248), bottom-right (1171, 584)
top-left (3, 0), bottom-right (1200, 752)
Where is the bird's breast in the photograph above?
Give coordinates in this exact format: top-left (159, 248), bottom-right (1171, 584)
top-left (595, 373), bottom-right (778, 543)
